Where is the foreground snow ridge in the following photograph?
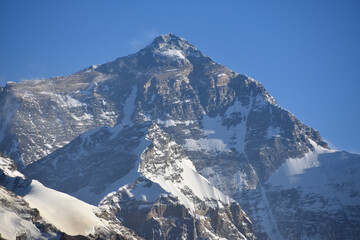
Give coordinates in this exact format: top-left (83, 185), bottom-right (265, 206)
top-left (25, 180), bottom-right (105, 236)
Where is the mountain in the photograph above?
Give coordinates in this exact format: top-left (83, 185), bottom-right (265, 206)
top-left (0, 153), bottom-right (141, 240)
top-left (1, 33), bottom-right (359, 239)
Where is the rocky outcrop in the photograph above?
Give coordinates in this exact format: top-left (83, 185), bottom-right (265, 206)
top-left (101, 193), bottom-right (255, 240)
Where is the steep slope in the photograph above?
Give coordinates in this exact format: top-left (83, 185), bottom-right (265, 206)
top-left (99, 123), bottom-right (255, 239)
top-left (263, 146), bottom-right (360, 239)
top-left (0, 185), bottom-right (60, 240)
top-left (0, 153), bottom-right (141, 239)
top-left (2, 33), bottom-right (359, 239)
top-left (25, 121), bottom-right (256, 239)
top-left (24, 122), bottom-right (151, 204)
top-left (0, 33), bottom-right (326, 171)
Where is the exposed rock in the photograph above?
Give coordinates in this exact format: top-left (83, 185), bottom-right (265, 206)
top-left (1, 33), bottom-right (358, 239)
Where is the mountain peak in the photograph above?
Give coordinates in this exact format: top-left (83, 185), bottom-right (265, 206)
top-left (134, 33), bottom-right (212, 64)
top-left (150, 33), bottom-right (195, 51)
top-left (136, 33), bottom-right (203, 58)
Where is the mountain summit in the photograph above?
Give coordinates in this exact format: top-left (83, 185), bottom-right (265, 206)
top-left (1, 34), bottom-right (359, 239)
top-left (144, 33), bottom-right (198, 52)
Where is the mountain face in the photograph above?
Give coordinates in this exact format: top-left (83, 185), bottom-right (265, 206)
top-left (0, 33), bottom-right (359, 239)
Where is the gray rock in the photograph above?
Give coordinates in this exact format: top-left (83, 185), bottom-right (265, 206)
top-left (1, 33), bottom-right (358, 239)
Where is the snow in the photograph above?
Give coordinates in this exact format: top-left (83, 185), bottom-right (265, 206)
top-left (235, 170), bottom-right (251, 190)
top-left (44, 143), bottom-right (53, 149)
top-left (0, 156), bottom-right (24, 179)
top-left (122, 87), bottom-right (137, 125)
top-left (110, 87), bottom-right (137, 140)
top-left (266, 126), bottom-right (281, 139)
top-left (255, 182), bottom-right (284, 240)
top-left (150, 93), bottom-right (156, 102)
top-left (269, 139), bottom-right (334, 184)
top-left (102, 124), bottom-right (233, 213)
top-left (88, 132), bottom-right (153, 205)
top-left (141, 125), bottom-right (232, 211)
top-left (158, 49), bottom-right (186, 59)
top-left (252, 94), bottom-right (268, 111)
top-left (266, 139), bottom-right (360, 209)
top-left (142, 153), bottom-right (232, 211)
top-left (24, 180), bottom-right (105, 236)
top-left (1, 157), bottom-right (106, 237)
top-left (0, 203), bottom-right (44, 240)
top-left (184, 138), bottom-right (227, 152)
top-left (188, 99), bottom-right (251, 154)
top-left (156, 119), bottom-right (195, 127)
top-left (122, 181), bottom-right (167, 203)
top-left (6, 81), bottom-right (16, 85)
top-left (71, 112), bottom-right (93, 121)
top-left (217, 73), bottom-right (226, 77)
top-left (40, 92), bottom-right (85, 108)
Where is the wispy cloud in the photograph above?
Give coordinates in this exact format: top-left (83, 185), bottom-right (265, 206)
top-left (324, 138), bottom-right (360, 154)
top-left (129, 29), bottom-right (161, 51)
top-left (323, 138), bottom-right (339, 151)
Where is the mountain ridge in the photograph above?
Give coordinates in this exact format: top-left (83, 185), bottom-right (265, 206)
top-left (0, 33), bottom-right (358, 239)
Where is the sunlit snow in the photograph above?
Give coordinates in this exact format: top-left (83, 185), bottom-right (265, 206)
top-left (24, 181), bottom-right (105, 236)
top-left (158, 49), bottom-right (186, 59)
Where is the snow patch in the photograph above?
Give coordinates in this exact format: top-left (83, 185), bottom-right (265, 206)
top-left (110, 87), bottom-right (137, 140)
top-left (266, 126), bottom-right (281, 139)
top-left (158, 49), bottom-right (185, 59)
top-left (156, 119), bottom-right (195, 128)
top-left (269, 140), bottom-right (334, 184)
top-left (122, 87), bottom-right (137, 125)
top-left (196, 100), bottom-right (251, 153)
top-left (40, 92), bottom-right (85, 108)
top-left (0, 156), bottom-right (24, 178)
top-left (184, 138), bottom-right (227, 152)
top-left (24, 180), bottom-right (105, 236)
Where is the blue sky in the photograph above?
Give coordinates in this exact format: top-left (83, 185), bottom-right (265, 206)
top-left (0, 0), bottom-right (359, 153)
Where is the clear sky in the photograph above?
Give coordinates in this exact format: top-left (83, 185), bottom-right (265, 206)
top-left (0, 0), bottom-right (359, 153)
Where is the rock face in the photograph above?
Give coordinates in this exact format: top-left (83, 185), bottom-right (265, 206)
top-left (1, 33), bottom-right (359, 239)
top-left (25, 121), bottom-right (256, 239)
top-left (0, 33), bottom-right (326, 170)
top-left (101, 193), bottom-right (255, 240)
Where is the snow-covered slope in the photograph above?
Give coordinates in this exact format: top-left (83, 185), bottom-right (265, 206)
top-left (23, 122), bottom-right (151, 205)
top-left (139, 123), bottom-right (232, 211)
top-left (263, 145), bottom-right (360, 239)
top-left (22, 120), bottom-right (256, 239)
top-left (2, 33), bottom-right (359, 239)
top-left (0, 154), bottom-right (104, 236)
top-left (0, 185), bottom-right (60, 240)
top-left (234, 142), bottom-right (360, 239)
top-left (0, 153), bottom-right (141, 239)
top-left (24, 180), bottom-right (105, 236)
top-left (98, 123), bottom-right (255, 239)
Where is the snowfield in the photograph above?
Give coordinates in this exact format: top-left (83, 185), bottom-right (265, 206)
top-left (24, 180), bottom-right (105, 236)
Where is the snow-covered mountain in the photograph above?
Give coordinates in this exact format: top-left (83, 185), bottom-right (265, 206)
top-left (1, 33), bottom-right (359, 239)
top-left (0, 153), bottom-right (141, 239)
top-left (23, 122), bottom-right (255, 239)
